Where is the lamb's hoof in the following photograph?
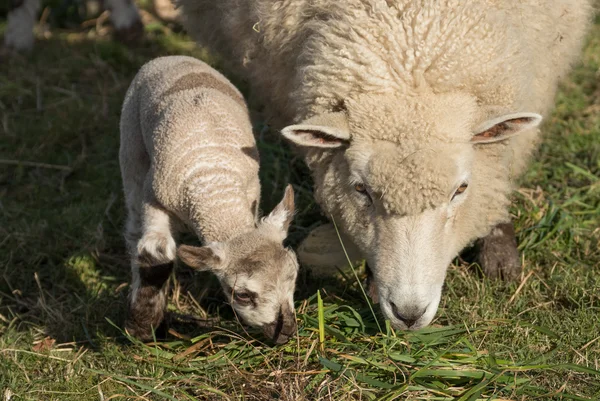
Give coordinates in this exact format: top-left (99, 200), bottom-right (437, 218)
top-left (475, 222), bottom-right (521, 281)
top-left (114, 20), bottom-right (144, 45)
top-left (297, 223), bottom-right (362, 277)
top-left (126, 281), bottom-right (170, 341)
top-left (125, 314), bottom-right (167, 342)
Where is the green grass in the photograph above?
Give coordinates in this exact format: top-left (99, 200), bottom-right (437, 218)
top-left (0, 11), bottom-right (599, 401)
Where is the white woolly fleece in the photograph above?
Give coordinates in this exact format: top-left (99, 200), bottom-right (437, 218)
top-left (175, 0), bottom-right (593, 329)
top-left (120, 56), bottom-right (260, 243)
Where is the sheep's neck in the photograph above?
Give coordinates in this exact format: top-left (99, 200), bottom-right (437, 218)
top-left (188, 203), bottom-right (256, 243)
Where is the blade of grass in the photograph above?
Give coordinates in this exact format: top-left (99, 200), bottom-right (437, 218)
top-left (331, 216), bottom-right (383, 333)
top-left (86, 369), bottom-right (180, 401)
top-left (317, 289), bottom-right (325, 352)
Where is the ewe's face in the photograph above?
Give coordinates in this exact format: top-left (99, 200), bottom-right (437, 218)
top-left (178, 185), bottom-right (299, 344)
top-left (321, 141), bottom-right (474, 330)
top-left (282, 99), bottom-right (541, 330)
top-left (341, 141), bottom-right (474, 330)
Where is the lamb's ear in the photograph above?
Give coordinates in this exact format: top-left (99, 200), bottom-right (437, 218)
top-left (262, 184), bottom-right (295, 235)
top-left (471, 112), bottom-right (542, 144)
top-left (281, 112), bottom-right (350, 149)
top-left (177, 243), bottom-right (227, 272)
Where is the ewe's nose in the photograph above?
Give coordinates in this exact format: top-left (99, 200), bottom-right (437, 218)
top-left (390, 302), bottom-right (427, 329)
top-left (263, 309), bottom-right (297, 344)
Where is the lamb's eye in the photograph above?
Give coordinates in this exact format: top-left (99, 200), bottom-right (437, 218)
top-left (452, 183), bottom-right (469, 200)
top-left (234, 291), bottom-right (252, 304)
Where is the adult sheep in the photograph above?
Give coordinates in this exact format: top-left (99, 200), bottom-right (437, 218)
top-left (177, 0), bottom-right (593, 330)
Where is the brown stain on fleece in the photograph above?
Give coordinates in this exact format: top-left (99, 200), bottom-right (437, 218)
top-left (163, 72), bottom-right (246, 109)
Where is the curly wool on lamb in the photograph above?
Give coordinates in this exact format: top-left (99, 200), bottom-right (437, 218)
top-left (129, 57), bottom-right (259, 242)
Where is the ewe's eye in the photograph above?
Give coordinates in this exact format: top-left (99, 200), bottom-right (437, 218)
top-left (354, 183), bottom-right (373, 205)
top-left (233, 291), bottom-right (253, 305)
top-left (452, 183), bottom-right (469, 201)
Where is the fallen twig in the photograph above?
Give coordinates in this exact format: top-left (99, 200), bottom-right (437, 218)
top-left (0, 158), bottom-right (72, 172)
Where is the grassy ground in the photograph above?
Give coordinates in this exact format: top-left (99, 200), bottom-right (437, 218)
top-left (0, 9), bottom-right (599, 401)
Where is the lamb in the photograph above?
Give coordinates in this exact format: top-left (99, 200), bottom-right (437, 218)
top-left (177, 0), bottom-right (594, 330)
top-left (119, 56), bottom-right (299, 344)
top-left (3, 0), bottom-right (144, 52)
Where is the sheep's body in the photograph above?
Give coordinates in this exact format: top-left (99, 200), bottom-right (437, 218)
top-left (179, 0), bottom-right (591, 167)
top-left (122, 56), bottom-right (260, 243)
top-left (178, 1), bottom-right (593, 330)
top-left (120, 56), bottom-right (298, 342)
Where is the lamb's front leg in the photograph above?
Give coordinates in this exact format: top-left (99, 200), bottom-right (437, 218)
top-left (126, 201), bottom-right (176, 341)
top-left (474, 221), bottom-right (522, 281)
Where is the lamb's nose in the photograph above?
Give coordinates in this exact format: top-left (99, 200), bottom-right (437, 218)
top-left (390, 302), bottom-right (426, 328)
top-left (263, 311), bottom-right (297, 344)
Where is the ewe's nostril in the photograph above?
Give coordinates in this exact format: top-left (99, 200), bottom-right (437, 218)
top-left (390, 302), bottom-right (426, 328)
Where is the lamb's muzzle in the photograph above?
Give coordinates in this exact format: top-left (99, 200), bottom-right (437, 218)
top-left (262, 303), bottom-right (297, 344)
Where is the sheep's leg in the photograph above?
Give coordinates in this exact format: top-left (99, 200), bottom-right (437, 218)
top-left (102, 0), bottom-right (144, 43)
top-left (3, 0), bottom-right (40, 51)
top-left (152, 0), bottom-right (180, 22)
top-left (125, 200), bottom-right (176, 341)
top-left (474, 221), bottom-right (521, 281)
top-left (297, 223), bottom-right (362, 276)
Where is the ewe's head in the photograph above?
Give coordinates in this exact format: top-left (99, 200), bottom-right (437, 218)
top-left (178, 185), bottom-right (299, 344)
top-left (282, 93), bottom-right (542, 331)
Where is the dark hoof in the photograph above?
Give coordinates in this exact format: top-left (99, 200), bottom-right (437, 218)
top-left (125, 316), bottom-right (167, 342)
top-left (114, 20), bottom-right (144, 45)
top-left (125, 291), bottom-right (167, 342)
top-left (475, 222), bottom-right (522, 281)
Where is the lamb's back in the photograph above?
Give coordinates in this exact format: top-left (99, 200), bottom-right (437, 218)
top-left (133, 56), bottom-right (259, 234)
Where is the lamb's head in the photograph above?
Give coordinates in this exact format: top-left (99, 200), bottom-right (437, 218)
top-left (282, 93), bottom-right (542, 330)
top-left (178, 185), bottom-right (299, 344)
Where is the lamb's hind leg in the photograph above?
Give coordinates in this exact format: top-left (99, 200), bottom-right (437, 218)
top-left (126, 201), bottom-right (176, 341)
top-left (474, 221), bottom-right (521, 281)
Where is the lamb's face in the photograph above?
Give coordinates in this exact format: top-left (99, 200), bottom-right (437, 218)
top-left (217, 236), bottom-right (299, 344)
top-left (177, 185), bottom-right (299, 344)
top-left (282, 104), bottom-right (542, 330)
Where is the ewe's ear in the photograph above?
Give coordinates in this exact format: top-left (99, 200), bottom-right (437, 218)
top-left (177, 243), bottom-right (227, 272)
top-left (262, 184), bottom-right (295, 235)
top-left (281, 112), bottom-right (350, 149)
top-left (471, 112), bottom-right (542, 144)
